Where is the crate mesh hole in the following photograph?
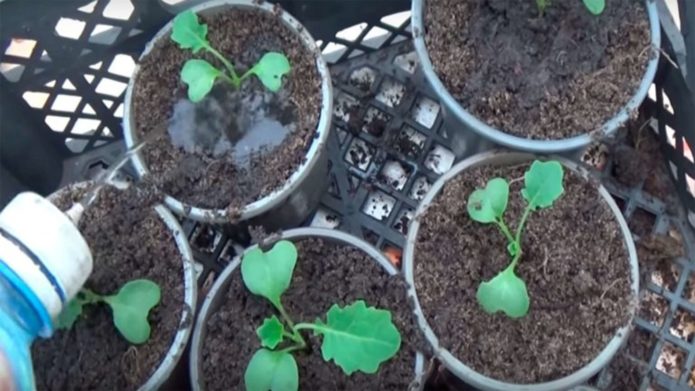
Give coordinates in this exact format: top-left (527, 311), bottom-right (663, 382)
top-left (393, 51), bottom-right (418, 74)
top-left (0, 62), bottom-right (24, 82)
top-left (378, 158), bottom-right (412, 191)
top-left (22, 91), bottom-right (50, 109)
top-left (362, 26), bottom-right (390, 49)
top-left (380, 11), bottom-right (411, 28)
top-left (4, 38), bottom-right (36, 58)
top-left (348, 66), bottom-right (377, 92)
top-left (639, 290), bottom-right (669, 327)
top-left (381, 242), bottom-right (402, 268)
top-left (52, 94), bottom-right (82, 113)
top-left (392, 207), bottom-right (413, 236)
top-left (669, 307), bottom-right (695, 343)
top-left (103, 0), bottom-right (134, 20)
top-left (334, 93), bottom-right (358, 123)
top-left (629, 207), bottom-right (657, 238)
top-left (89, 24), bottom-right (121, 45)
top-left (411, 95), bottom-right (440, 128)
top-left (650, 261), bottom-right (681, 293)
top-left (45, 115), bottom-right (70, 132)
top-left (626, 326), bottom-right (658, 362)
top-left (362, 190), bottom-right (395, 221)
top-left (394, 126), bottom-right (426, 159)
top-left (656, 341), bottom-right (687, 380)
top-left (409, 176), bottom-right (432, 201)
top-left (311, 208), bottom-right (341, 229)
top-left (54, 17), bottom-right (86, 40)
top-left (362, 107), bottom-right (390, 137)
top-left (345, 138), bottom-right (374, 171)
top-left (425, 144), bottom-right (455, 175)
top-left (376, 77), bottom-right (405, 108)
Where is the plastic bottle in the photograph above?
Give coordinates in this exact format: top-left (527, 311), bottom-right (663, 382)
top-left (0, 193), bottom-right (92, 390)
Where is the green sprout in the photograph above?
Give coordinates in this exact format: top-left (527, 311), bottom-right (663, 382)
top-left (241, 240), bottom-right (401, 391)
top-left (467, 160), bottom-right (564, 318)
top-left (56, 279), bottom-right (161, 344)
top-left (536, 0), bottom-right (605, 16)
top-left (171, 10), bottom-right (291, 102)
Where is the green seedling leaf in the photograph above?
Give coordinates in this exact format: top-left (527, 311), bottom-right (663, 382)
top-left (250, 52), bottom-right (291, 92)
top-left (244, 349), bottom-right (298, 391)
top-left (241, 240), bottom-right (297, 308)
top-left (257, 315), bottom-right (284, 349)
top-left (55, 299), bottom-right (83, 330)
top-left (536, 0), bottom-right (550, 14)
top-left (104, 279), bottom-right (161, 344)
top-left (312, 300), bottom-right (400, 375)
top-left (476, 268), bottom-right (529, 318)
top-left (181, 59), bottom-right (221, 102)
top-left (582, 0), bottom-right (605, 15)
top-left (171, 10), bottom-right (209, 53)
top-left (467, 177), bottom-right (509, 223)
top-left (521, 160), bottom-right (564, 210)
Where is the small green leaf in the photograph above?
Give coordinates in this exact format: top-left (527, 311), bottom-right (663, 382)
top-left (241, 240), bottom-right (297, 308)
top-left (250, 52), bottom-right (291, 92)
top-left (181, 59), bottom-right (221, 102)
top-left (257, 315), bottom-right (284, 349)
top-left (467, 177), bottom-right (509, 223)
top-left (582, 0), bottom-right (605, 15)
top-left (244, 349), bottom-right (298, 391)
top-left (476, 268), bottom-right (529, 318)
top-left (104, 279), bottom-right (161, 344)
top-left (521, 160), bottom-right (564, 210)
top-left (171, 10), bottom-right (209, 53)
top-left (313, 300), bottom-right (401, 375)
top-left (55, 299), bottom-right (84, 330)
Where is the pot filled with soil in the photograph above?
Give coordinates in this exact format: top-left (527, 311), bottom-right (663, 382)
top-left (124, 0), bottom-right (332, 226)
top-left (190, 228), bottom-right (427, 390)
top-left (404, 151), bottom-right (639, 390)
top-left (32, 181), bottom-right (197, 390)
top-left (411, 0), bottom-right (660, 153)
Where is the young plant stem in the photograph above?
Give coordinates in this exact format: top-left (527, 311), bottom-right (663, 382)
top-left (275, 302), bottom-right (307, 346)
top-left (201, 43), bottom-right (240, 86)
top-left (495, 219), bottom-right (515, 244)
top-left (514, 203), bottom-right (535, 246)
top-left (80, 289), bottom-right (102, 304)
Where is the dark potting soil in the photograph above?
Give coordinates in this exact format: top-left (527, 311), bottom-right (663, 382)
top-left (201, 238), bottom-right (426, 390)
top-left (413, 163), bottom-right (633, 383)
top-left (32, 184), bottom-right (184, 390)
top-left (133, 8), bottom-right (321, 213)
top-left (423, 0), bottom-right (651, 140)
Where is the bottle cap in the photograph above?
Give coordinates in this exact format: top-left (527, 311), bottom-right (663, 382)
top-left (0, 192), bottom-right (93, 323)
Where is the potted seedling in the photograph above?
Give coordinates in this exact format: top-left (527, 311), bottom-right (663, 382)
top-left (190, 228), bottom-right (426, 390)
top-left (411, 0), bottom-right (660, 153)
top-left (123, 0), bottom-right (332, 227)
top-left (404, 151), bottom-right (638, 390)
top-left (32, 182), bottom-right (197, 390)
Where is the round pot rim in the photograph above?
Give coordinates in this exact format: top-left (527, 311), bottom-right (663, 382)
top-left (189, 227), bottom-right (425, 390)
top-left (122, 0), bottom-right (333, 224)
top-left (411, 0), bottom-right (661, 153)
top-left (48, 182), bottom-right (198, 390)
top-left (403, 151), bottom-right (639, 391)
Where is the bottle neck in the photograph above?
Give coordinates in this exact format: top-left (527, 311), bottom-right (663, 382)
top-left (0, 259), bottom-right (53, 340)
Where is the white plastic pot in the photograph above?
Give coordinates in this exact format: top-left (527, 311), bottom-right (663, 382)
top-left (403, 151), bottom-right (639, 391)
top-left (48, 182), bottom-right (198, 390)
top-left (189, 227), bottom-right (426, 390)
top-left (123, 0), bottom-right (333, 226)
top-left (411, 0), bottom-right (661, 153)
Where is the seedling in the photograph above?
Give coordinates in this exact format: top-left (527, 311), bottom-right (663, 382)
top-left (171, 10), bottom-right (291, 102)
top-left (467, 160), bottom-right (564, 318)
top-left (536, 0), bottom-right (605, 16)
top-left (241, 240), bottom-right (401, 391)
top-left (56, 279), bottom-right (161, 344)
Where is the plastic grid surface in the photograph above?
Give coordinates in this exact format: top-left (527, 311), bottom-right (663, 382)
top-left (3, 0), bottom-right (695, 390)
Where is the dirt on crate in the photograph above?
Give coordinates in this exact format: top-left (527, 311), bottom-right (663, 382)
top-left (424, 0), bottom-right (650, 140)
top-left (133, 8), bottom-right (321, 214)
top-left (33, 184), bottom-right (184, 390)
top-left (201, 238), bottom-right (427, 390)
top-left (413, 164), bottom-right (632, 384)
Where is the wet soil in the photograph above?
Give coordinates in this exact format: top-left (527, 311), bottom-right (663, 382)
top-left (424, 0), bottom-right (651, 140)
top-left (32, 184), bottom-right (184, 390)
top-left (413, 163), bottom-right (633, 383)
top-left (133, 8), bottom-right (321, 214)
top-left (201, 238), bottom-right (426, 390)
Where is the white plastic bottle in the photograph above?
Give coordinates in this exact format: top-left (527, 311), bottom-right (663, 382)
top-left (0, 193), bottom-right (92, 390)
